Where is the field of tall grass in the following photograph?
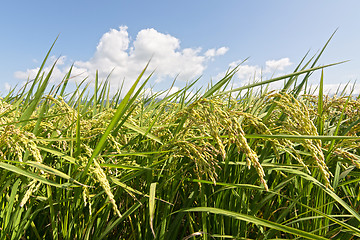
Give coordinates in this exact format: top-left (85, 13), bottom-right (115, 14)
top-left (1, 34), bottom-right (360, 239)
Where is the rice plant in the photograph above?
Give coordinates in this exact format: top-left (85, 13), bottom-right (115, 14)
top-left (0, 34), bottom-right (360, 239)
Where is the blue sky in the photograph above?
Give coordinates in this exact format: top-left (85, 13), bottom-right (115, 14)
top-left (1, 1), bottom-right (360, 95)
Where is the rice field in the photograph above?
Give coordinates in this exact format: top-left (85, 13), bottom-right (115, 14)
top-left (1, 36), bottom-right (360, 239)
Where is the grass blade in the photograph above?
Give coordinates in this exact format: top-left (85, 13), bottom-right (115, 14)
top-left (0, 162), bottom-right (69, 188)
top-left (317, 69), bottom-right (324, 135)
top-left (81, 62), bottom-right (150, 178)
top-left (181, 207), bottom-right (327, 240)
top-left (216, 61), bottom-right (347, 97)
top-left (149, 182), bottom-right (157, 238)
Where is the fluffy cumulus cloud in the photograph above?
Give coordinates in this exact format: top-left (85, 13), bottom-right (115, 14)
top-left (265, 58), bottom-right (292, 72)
top-left (14, 26), bottom-right (228, 94)
top-left (205, 47), bottom-right (229, 59)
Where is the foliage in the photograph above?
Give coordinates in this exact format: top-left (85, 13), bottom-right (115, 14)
top-left (1, 36), bottom-right (360, 239)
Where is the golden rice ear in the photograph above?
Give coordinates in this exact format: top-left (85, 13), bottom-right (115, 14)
top-left (170, 97), bottom-right (269, 190)
top-left (20, 180), bottom-right (41, 207)
top-left (272, 93), bottom-right (333, 189)
top-left (92, 158), bottom-right (122, 217)
top-left (83, 144), bottom-right (122, 217)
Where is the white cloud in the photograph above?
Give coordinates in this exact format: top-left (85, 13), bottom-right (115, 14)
top-left (265, 58), bottom-right (292, 72)
top-left (14, 26), bottom-right (228, 96)
top-left (14, 68), bottom-right (40, 80)
top-left (216, 47), bottom-right (229, 56)
top-left (205, 47), bottom-right (229, 59)
top-left (236, 64), bottom-right (262, 80)
top-left (4, 82), bottom-right (11, 91)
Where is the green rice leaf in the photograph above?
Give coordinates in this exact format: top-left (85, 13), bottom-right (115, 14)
top-left (216, 61), bottom-right (347, 97)
top-left (4, 179), bottom-right (21, 232)
top-left (273, 167), bottom-right (360, 223)
top-left (123, 122), bottom-right (162, 144)
top-left (203, 62), bottom-right (243, 98)
top-left (37, 146), bottom-right (77, 165)
top-left (149, 182), bottom-right (157, 238)
top-left (81, 62), bottom-right (150, 178)
top-left (0, 162), bottom-right (69, 188)
top-left (181, 207), bottom-right (327, 240)
top-left (18, 60), bottom-right (58, 126)
top-left (101, 163), bottom-right (151, 171)
top-left (244, 134), bottom-right (360, 140)
top-left (26, 161), bottom-right (87, 187)
top-left (317, 69), bottom-right (324, 135)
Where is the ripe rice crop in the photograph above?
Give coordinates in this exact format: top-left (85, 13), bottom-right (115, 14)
top-left (1, 35), bottom-right (360, 239)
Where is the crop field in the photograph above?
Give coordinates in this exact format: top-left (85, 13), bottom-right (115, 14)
top-left (1, 37), bottom-right (360, 239)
